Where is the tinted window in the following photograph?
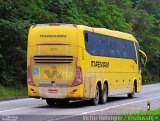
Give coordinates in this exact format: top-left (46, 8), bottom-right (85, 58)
top-left (90, 33), bottom-right (100, 55)
top-left (108, 37), bottom-right (116, 57)
top-left (84, 32), bottom-right (91, 54)
top-left (116, 39), bottom-right (123, 58)
top-left (122, 40), bottom-right (129, 58)
top-left (130, 42), bottom-right (136, 60)
top-left (100, 35), bottom-right (109, 56)
top-left (84, 31), bottom-right (137, 60)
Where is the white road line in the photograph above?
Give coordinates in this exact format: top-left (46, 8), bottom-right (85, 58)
top-left (79, 96), bottom-right (160, 115)
top-left (0, 105), bottom-right (35, 114)
top-left (0, 94), bottom-right (160, 118)
top-left (47, 115), bottom-right (78, 121)
top-left (52, 96), bottom-right (160, 121)
top-left (0, 98), bottom-right (33, 104)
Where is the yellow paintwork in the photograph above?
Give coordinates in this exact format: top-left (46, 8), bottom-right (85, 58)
top-left (28, 84), bottom-right (39, 97)
top-left (27, 24), bottom-right (146, 99)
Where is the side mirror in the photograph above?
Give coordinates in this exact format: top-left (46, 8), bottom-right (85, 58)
top-left (139, 50), bottom-right (147, 65)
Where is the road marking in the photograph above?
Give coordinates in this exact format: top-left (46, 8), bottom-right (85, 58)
top-left (47, 115), bottom-right (78, 121)
top-left (0, 95), bottom-right (160, 118)
top-left (79, 96), bottom-right (160, 115)
top-left (49, 96), bottom-right (160, 121)
top-left (0, 105), bottom-right (35, 114)
top-left (0, 98), bottom-right (33, 103)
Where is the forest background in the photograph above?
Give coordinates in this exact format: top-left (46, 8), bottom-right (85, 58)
top-left (0, 0), bottom-right (160, 95)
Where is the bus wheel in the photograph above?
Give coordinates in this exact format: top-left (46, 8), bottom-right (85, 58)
top-left (90, 85), bottom-right (99, 106)
top-left (46, 99), bottom-right (55, 106)
top-left (128, 83), bottom-right (136, 98)
top-left (99, 84), bottom-right (107, 104)
top-left (58, 99), bottom-right (69, 105)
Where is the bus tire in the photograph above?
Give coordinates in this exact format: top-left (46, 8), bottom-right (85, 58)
top-left (128, 83), bottom-right (136, 98)
top-left (58, 99), bottom-right (69, 105)
top-left (46, 99), bottom-right (55, 106)
top-left (99, 84), bottom-right (107, 104)
top-left (90, 85), bottom-right (99, 106)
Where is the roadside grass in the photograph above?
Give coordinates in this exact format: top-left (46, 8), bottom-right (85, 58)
top-left (0, 85), bottom-right (27, 98)
top-left (135, 109), bottom-right (160, 115)
top-left (114, 109), bottom-right (160, 121)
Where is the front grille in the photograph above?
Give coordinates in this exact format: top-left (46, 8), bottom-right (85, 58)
top-left (34, 55), bottom-right (73, 64)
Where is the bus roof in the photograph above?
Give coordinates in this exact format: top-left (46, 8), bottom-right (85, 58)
top-left (31, 23), bottom-right (138, 42)
top-left (78, 25), bottom-right (138, 42)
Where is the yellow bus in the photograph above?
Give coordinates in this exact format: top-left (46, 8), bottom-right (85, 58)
top-left (27, 23), bottom-right (147, 105)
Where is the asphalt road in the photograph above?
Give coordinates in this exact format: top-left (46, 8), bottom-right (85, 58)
top-left (0, 83), bottom-right (160, 121)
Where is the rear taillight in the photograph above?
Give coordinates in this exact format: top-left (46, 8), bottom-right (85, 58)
top-left (27, 65), bottom-right (35, 86)
top-left (72, 66), bottom-right (82, 86)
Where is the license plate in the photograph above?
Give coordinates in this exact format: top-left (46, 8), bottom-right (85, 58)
top-left (48, 89), bottom-right (58, 94)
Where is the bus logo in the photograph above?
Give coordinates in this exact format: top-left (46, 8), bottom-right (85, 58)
top-left (44, 66), bottom-right (62, 79)
top-left (91, 61), bottom-right (109, 68)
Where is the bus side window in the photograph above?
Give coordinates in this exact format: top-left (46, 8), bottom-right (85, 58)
top-left (122, 40), bottom-right (132, 59)
top-left (100, 35), bottom-right (109, 57)
top-left (84, 32), bottom-right (91, 54)
top-left (108, 37), bottom-right (116, 57)
top-left (85, 32), bottom-right (88, 42)
top-left (99, 38), bottom-right (105, 56)
top-left (90, 33), bottom-right (100, 56)
top-left (122, 41), bottom-right (127, 58)
top-left (116, 39), bottom-right (123, 58)
top-left (130, 42), bottom-right (137, 61)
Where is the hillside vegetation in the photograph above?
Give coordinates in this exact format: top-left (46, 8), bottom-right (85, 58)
top-left (0, 0), bottom-right (160, 87)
